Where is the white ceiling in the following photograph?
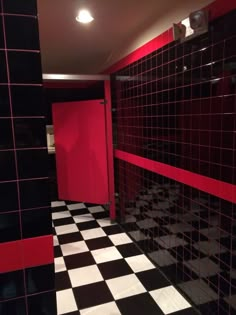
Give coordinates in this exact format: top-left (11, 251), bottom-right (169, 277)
top-left (37, 0), bottom-right (213, 75)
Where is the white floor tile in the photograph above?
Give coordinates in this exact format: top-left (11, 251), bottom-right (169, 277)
top-left (61, 241), bottom-right (89, 256)
top-left (56, 289), bottom-right (77, 315)
top-left (125, 254), bottom-right (155, 273)
top-left (53, 236), bottom-right (59, 246)
top-left (52, 211), bottom-right (71, 220)
top-left (69, 265), bottom-right (103, 287)
top-left (51, 201), bottom-right (66, 207)
top-left (150, 286), bottom-right (191, 314)
top-left (67, 203), bottom-right (86, 211)
top-left (55, 257), bottom-right (66, 273)
top-left (55, 224), bottom-right (79, 235)
top-left (81, 227), bottom-right (106, 240)
top-left (193, 240), bottom-right (227, 256)
top-left (179, 279), bottom-right (218, 305)
top-left (88, 206), bottom-right (105, 213)
top-left (184, 257), bottom-right (221, 277)
top-left (106, 274), bottom-right (146, 300)
top-left (91, 246), bottom-right (123, 264)
top-left (73, 213), bottom-right (95, 223)
top-left (97, 218), bottom-right (116, 227)
top-left (200, 227), bottom-right (229, 239)
top-left (80, 301), bottom-right (121, 315)
top-left (109, 233), bottom-right (132, 246)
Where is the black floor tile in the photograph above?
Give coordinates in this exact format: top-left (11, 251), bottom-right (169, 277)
top-left (92, 212), bottom-right (110, 219)
top-left (51, 206), bottom-right (68, 213)
top-left (77, 220), bottom-right (99, 231)
top-left (55, 271), bottom-right (72, 291)
top-left (102, 224), bottom-right (124, 235)
top-left (98, 259), bottom-right (133, 280)
top-left (136, 269), bottom-right (170, 291)
top-left (69, 208), bottom-right (90, 216)
top-left (73, 281), bottom-right (113, 310)
top-left (85, 236), bottom-right (113, 251)
top-left (64, 252), bottom-right (95, 270)
top-left (53, 217), bottom-right (75, 227)
top-left (116, 243), bottom-right (142, 258)
top-left (160, 263), bottom-right (198, 285)
top-left (54, 246), bottom-right (63, 258)
top-left (58, 232), bottom-right (83, 245)
top-left (116, 292), bottom-right (164, 315)
top-left (171, 307), bottom-right (199, 315)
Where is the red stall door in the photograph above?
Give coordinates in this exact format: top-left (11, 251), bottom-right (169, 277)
top-left (52, 100), bottom-right (109, 205)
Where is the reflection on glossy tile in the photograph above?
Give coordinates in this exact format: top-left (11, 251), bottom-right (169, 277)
top-left (0, 270), bottom-right (24, 300)
top-left (27, 291), bottom-right (57, 315)
top-left (0, 298), bottom-right (26, 315)
top-left (26, 264), bottom-right (54, 294)
top-left (0, 51), bottom-right (7, 83)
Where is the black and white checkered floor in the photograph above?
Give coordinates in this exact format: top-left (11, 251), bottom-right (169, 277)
top-left (52, 201), bottom-right (196, 315)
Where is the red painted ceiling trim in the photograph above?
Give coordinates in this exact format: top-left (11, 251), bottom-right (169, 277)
top-left (0, 235), bottom-right (53, 273)
top-left (105, 0), bottom-right (236, 74)
top-left (115, 150), bottom-right (236, 204)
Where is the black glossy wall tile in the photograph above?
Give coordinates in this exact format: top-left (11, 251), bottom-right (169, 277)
top-left (0, 270), bottom-right (24, 300)
top-left (0, 182), bottom-right (18, 213)
top-left (0, 151), bottom-right (16, 181)
top-left (8, 52), bottom-right (42, 84)
top-left (26, 264), bottom-right (54, 294)
top-left (17, 149), bottom-right (48, 179)
top-left (2, 0), bottom-right (37, 15)
top-left (27, 291), bottom-right (57, 315)
top-left (21, 208), bottom-right (52, 238)
top-left (0, 51), bottom-right (7, 83)
top-left (0, 298), bottom-right (26, 315)
top-left (0, 17), bottom-right (4, 49)
top-left (5, 16), bottom-right (40, 50)
top-left (0, 119), bottom-right (13, 149)
top-left (14, 119), bottom-right (47, 148)
top-left (11, 86), bottom-right (44, 117)
top-left (19, 179), bottom-right (49, 209)
top-left (0, 86), bottom-right (10, 117)
top-left (0, 212), bottom-right (21, 243)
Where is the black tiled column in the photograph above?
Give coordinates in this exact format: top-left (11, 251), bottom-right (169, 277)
top-left (0, 1), bottom-right (56, 314)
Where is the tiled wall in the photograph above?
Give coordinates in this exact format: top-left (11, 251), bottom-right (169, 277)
top-left (0, 1), bottom-right (56, 314)
top-left (112, 9), bottom-right (236, 315)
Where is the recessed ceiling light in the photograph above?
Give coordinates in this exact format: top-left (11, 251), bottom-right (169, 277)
top-left (76, 9), bottom-right (94, 24)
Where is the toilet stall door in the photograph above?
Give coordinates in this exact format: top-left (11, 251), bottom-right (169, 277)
top-left (52, 100), bottom-right (109, 204)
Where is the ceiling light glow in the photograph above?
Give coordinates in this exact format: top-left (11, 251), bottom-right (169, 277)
top-left (76, 9), bottom-right (94, 23)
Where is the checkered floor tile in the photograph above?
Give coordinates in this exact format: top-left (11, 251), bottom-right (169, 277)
top-left (52, 201), bottom-right (195, 315)
top-left (119, 184), bottom-right (236, 315)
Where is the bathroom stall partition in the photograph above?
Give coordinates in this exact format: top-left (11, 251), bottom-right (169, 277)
top-left (111, 2), bottom-right (236, 314)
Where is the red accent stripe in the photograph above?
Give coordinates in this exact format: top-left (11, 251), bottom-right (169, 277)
top-left (115, 150), bottom-right (236, 204)
top-left (0, 235), bottom-right (54, 273)
top-left (105, 0), bottom-right (236, 73)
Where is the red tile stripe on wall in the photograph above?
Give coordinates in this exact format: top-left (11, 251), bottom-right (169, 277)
top-left (0, 235), bottom-right (54, 273)
top-left (106, 0), bottom-right (236, 74)
top-left (115, 150), bottom-right (236, 204)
